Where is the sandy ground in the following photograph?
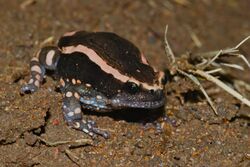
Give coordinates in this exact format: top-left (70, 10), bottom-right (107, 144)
top-left (0, 0), bottom-right (249, 166)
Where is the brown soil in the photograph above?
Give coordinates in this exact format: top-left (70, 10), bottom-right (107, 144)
top-left (0, 1), bottom-right (249, 166)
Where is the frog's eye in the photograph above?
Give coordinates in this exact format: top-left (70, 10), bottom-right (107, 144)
top-left (125, 81), bottom-right (140, 94)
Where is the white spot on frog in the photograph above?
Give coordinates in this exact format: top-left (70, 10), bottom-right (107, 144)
top-left (31, 65), bottom-right (42, 74)
top-left (67, 111), bottom-right (74, 117)
top-left (66, 91), bottom-right (73, 97)
top-left (46, 50), bottom-right (55, 66)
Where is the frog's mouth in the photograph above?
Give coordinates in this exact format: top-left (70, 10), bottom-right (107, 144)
top-left (110, 90), bottom-right (165, 109)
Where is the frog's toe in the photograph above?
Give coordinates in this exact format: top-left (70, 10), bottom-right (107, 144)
top-left (87, 119), bottom-right (97, 126)
top-left (70, 120), bottom-right (110, 139)
top-left (62, 91), bottom-right (109, 139)
top-left (90, 125), bottom-right (110, 139)
top-left (21, 83), bottom-right (38, 94)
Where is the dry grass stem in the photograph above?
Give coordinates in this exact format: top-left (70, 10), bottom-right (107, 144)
top-left (64, 149), bottom-right (81, 166)
top-left (37, 136), bottom-right (93, 147)
top-left (205, 68), bottom-right (223, 74)
top-left (234, 36), bottom-right (250, 49)
top-left (195, 35), bottom-right (250, 70)
top-left (234, 53), bottom-right (250, 68)
top-left (191, 70), bottom-right (250, 108)
top-left (219, 63), bottom-right (244, 70)
top-left (177, 69), bottom-right (218, 114)
top-left (40, 36), bottom-right (54, 47)
top-left (201, 50), bottom-right (222, 69)
top-left (164, 25), bottom-right (250, 114)
top-left (164, 25), bottom-right (176, 65)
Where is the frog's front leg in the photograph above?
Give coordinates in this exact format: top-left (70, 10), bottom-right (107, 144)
top-left (21, 46), bottom-right (60, 93)
top-left (62, 88), bottom-right (110, 139)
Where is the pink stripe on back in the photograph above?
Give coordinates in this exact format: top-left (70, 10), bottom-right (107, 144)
top-left (140, 53), bottom-right (149, 65)
top-left (62, 45), bottom-right (163, 90)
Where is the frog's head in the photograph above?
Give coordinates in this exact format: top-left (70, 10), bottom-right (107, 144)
top-left (110, 70), bottom-right (166, 109)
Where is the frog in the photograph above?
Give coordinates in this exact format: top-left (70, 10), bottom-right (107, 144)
top-left (21, 31), bottom-right (166, 138)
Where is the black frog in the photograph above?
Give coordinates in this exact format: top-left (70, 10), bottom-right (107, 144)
top-left (21, 31), bottom-right (165, 138)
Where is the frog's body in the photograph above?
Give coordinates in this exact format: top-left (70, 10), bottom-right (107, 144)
top-left (21, 31), bottom-right (165, 138)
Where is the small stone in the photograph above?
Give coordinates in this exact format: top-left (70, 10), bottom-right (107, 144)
top-left (24, 132), bottom-right (38, 146)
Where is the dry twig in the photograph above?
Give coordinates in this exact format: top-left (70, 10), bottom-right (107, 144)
top-left (40, 36), bottom-right (54, 47)
top-left (195, 36), bottom-right (250, 70)
top-left (177, 69), bottom-right (217, 114)
top-left (164, 25), bottom-right (176, 66)
top-left (190, 69), bottom-right (250, 108)
top-left (64, 149), bottom-right (81, 167)
top-left (164, 25), bottom-right (250, 114)
top-left (37, 136), bottom-right (93, 147)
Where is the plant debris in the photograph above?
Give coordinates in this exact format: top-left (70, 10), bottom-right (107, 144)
top-left (164, 25), bottom-right (250, 115)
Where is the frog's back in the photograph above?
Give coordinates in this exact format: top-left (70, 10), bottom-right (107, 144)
top-left (58, 31), bottom-right (156, 85)
top-left (57, 51), bottom-right (123, 98)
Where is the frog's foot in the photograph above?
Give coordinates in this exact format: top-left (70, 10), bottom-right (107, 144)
top-left (21, 57), bottom-right (45, 94)
top-left (62, 92), bottom-right (109, 139)
top-left (21, 82), bottom-right (39, 94)
top-left (68, 120), bottom-right (109, 139)
top-left (21, 47), bottom-right (60, 94)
